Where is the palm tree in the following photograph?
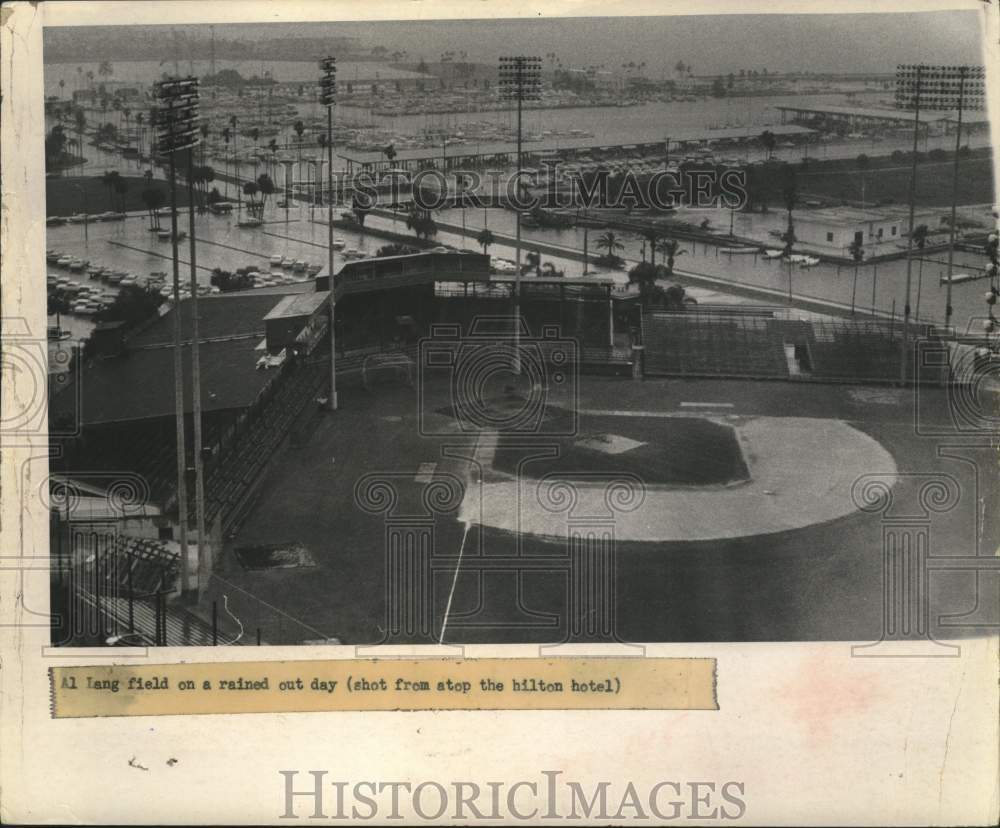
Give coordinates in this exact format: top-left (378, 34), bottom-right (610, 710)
top-left (293, 119), bottom-right (305, 164)
top-left (316, 133), bottom-right (327, 206)
top-left (266, 138), bottom-right (279, 177)
top-left (246, 127), bottom-right (261, 178)
top-left (74, 107), bottom-right (86, 154)
top-left (641, 228), bottom-right (661, 266)
top-left (849, 235), bottom-right (865, 315)
top-left (229, 115), bottom-right (240, 211)
top-left (759, 130), bottom-right (777, 161)
top-left (780, 167), bottom-right (798, 254)
top-left (476, 227), bottom-right (495, 255)
top-left (200, 122), bottom-right (210, 165)
top-left (58, 78), bottom-right (65, 99)
top-left (912, 223), bottom-right (929, 319)
top-left (628, 261), bottom-right (661, 307)
top-left (220, 127), bottom-right (231, 197)
top-left (135, 112), bottom-right (144, 160)
top-left (596, 231), bottom-right (624, 264)
top-left (141, 187), bottom-right (164, 230)
top-left (242, 181), bottom-right (259, 217)
top-left (256, 173), bottom-right (275, 217)
top-left (203, 166), bottom-right (215, 201)
top-left (781, 171), bottom-right (798, 303)
top-left (541, 262), bottom-right (565, 278)
top-left (406, 207), bottom-right (437, 241)
top-left (663, 284), bottom-right (690, 310)
top-left (656, 238), bottom-right (685, 276)
top-left (525, 250), bottom-right (542, 278)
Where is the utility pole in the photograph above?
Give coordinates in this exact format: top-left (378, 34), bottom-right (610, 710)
top-left (320, 57), bottom-right (339, 410)
top-left (499, 55), bottom-right (542, 372)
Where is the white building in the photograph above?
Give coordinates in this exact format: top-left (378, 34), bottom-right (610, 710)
top-left (794, 206), bottom-right (942, 256)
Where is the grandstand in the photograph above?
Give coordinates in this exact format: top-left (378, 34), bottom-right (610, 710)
top-left (49, 252), bottom-right (629, 643)
top-left (49, 245), bottom-right (968, 647)
top-left (641, 306), bottom-right (949, 383)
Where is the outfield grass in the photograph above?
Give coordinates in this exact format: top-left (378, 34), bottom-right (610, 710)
top-left (45, 175), bottom-right (191, 217)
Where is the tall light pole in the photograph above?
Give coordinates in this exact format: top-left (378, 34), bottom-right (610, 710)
top-left (896, 63), bottom-right (922, 384)
top-left (895, 63), bottom-right (985, 375)
top-left (499, 55), bottom-right (542, 369)
top-left (185, 85), bottom-right (208, 594)
top-left (320, 56), bottom-right (339, 411)
top-left (943, 66), bottom-right (984, 335)
top-left (153, 76), bottom-right (201, 597)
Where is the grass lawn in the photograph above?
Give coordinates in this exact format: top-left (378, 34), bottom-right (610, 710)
top-left (45, 175), bottom-right (192, 217)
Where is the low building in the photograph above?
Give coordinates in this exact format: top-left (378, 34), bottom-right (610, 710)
top-left (794, 206), bottom-right (942, 256)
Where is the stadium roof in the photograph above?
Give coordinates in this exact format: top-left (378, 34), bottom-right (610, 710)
top-left (263, 292), bottom-right (330, 321)
top-left (129, 293), bottom-right (283, 347)
top-left (774, 104), bottom-right (955, 123)
top-left (53, 292), bottom-right (299, 427)
top-left (53, 337), bottom-right (280, 426)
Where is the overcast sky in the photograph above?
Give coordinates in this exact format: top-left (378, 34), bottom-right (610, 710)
top-left (45, 11), bottom-right (984, 76)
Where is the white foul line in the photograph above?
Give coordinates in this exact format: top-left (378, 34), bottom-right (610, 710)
top-left (680, 402), bottom-right (736, 408)
top-left (439, 428), bottom-right (485, 644)
top-left (573, 407), bottom-right (736, 418)
top-left (438, 520), bottom-right (470, 645)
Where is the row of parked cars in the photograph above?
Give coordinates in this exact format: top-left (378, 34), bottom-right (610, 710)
top-left (46, 211), bottom-right (126, 227)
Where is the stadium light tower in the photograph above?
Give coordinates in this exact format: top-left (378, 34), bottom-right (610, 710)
top-left (499, 56), bottom-right (542, 368)
top-left (320, 56), bottom-right (338, 410)
top-left (153, 76), bottom-right (204, 597)
top-left (895, 64), bottom-right (985, 378)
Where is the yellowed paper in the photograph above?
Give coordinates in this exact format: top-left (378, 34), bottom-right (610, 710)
top-left (49, 658), bottom-right (717, 717)
top-left (2, 1), bottom-right (999, 825)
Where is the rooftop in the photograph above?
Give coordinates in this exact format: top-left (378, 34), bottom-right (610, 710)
top-left (798, 205), bottom-right (939, 225)
top-left (129, 292), bottom-right (285, 347)
top-left (263, 291), bottom-right (331, 321)
top-left (55, 337), bottom-right (279, 426)
top-left (54, 291), bottom-right (303, 427)
top-left (775, 103), bottom-right (955, 123)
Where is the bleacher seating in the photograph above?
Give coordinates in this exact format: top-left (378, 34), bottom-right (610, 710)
top-left (642, 311), bottom-right (790, 378)
top-left (640, 310), bottom-right (930, 384)
top-left (807, 321), bottom-right (907, 381)
top-left (204, 360), bottom-right (328, 532)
